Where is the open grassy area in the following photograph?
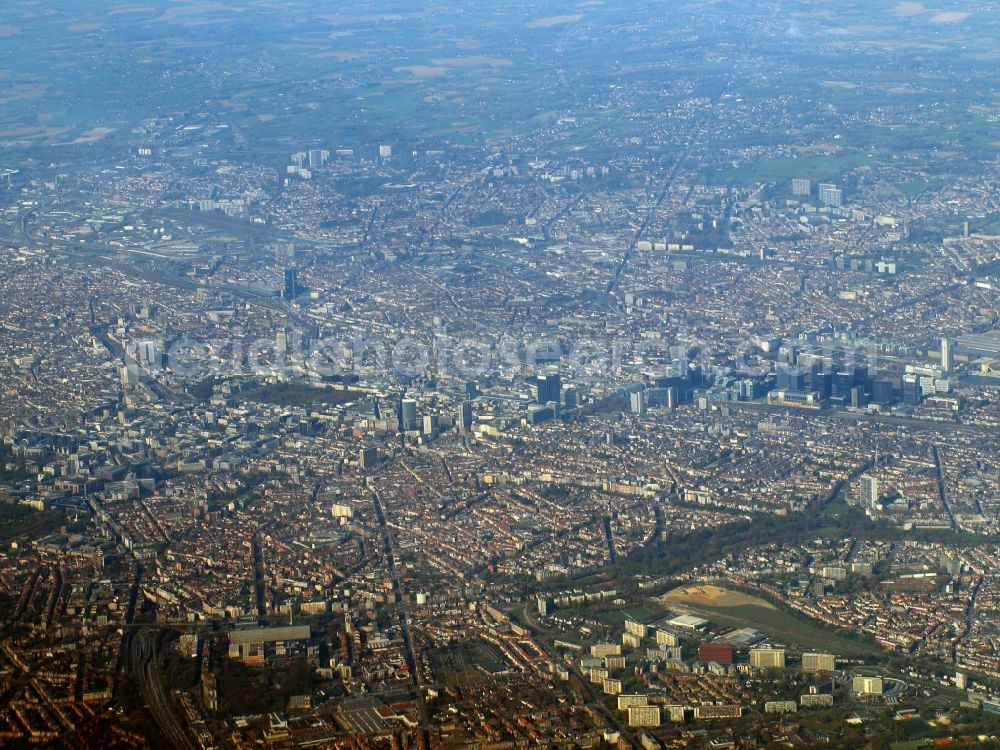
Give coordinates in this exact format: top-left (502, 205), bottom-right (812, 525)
top-left (665, 585), bottom-right (775, 609)
top-left (0, 504), bottom-right (65, 544)
top-left (661, 585), bottom-right (880, 657)
top-left (882, 577), bottom-right (939, 593)
top-left (428, 640), bottom-right (509, 686)
top-left (895, 179), bottom-right (948, 198)
top-left (707, 152), bottom-right (872, 186)
top-left (820, 498), bottom-right (851, 518)
top-left (241, 383), bottom-right (364, 408)
top-left (598, 605), bottom-right (657, 625)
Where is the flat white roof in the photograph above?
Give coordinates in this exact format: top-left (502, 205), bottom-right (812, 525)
top-left (668, 614), bottom-right (707, 629)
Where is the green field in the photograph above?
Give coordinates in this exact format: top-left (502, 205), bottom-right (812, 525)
top-left (895, 179), bottom-right (948, 198)
top-left (707, 152), bottom-right (872, 186)
top-left (0, 504), bottom-right (65, 544)
top-left (883, 578), bottom-right (938, 593)
top-left (663, 590), bottom-right (880, 657)
top-left (820, 498), bottom-right (852, 518)
top-left (598, 606), bottom-right (656, 625)
top-left (428, 640), bottom-right (509, 686)
top-left (241, 383), bottom-right (364, 408)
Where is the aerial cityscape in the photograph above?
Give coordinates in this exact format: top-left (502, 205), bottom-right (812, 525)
top-left (1, 1), bottom-right (1000, 748)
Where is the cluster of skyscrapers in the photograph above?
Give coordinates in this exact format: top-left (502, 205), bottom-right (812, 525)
top-left (791, 177), bottom-right (843, 207)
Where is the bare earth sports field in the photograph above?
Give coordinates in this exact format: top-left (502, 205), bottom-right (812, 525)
top-left (663, 584), bottom-right (778, 609)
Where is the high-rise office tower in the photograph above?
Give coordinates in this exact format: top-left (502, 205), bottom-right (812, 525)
top-left (137, 340), bottom-right (162, 368)
top-left (359, 446), bottom-right (378, 470)
top-left (750, 648), bottom-right (786, 668)
top-left (941, 337), bottom-right (953, 373)
top-left (832, 371), bottom-right (852, 400)
top-left (562, 386), bottom-right (578, 409)
top-left (283, 267), bottom-right (298, 300)
top-left (307, 149), bottom-right (328, 168)
top-left (687, 361), bottom-right (704, 389)
top-left (422, 414), bottom-right (437, 436)
top-left (120, 364), bottom-right (139, 385)
top-left (861, 474), bottom-right (879, 509)
top-left (850, 385), bottom-right (865, 408)
top-left (791, 178), bottom-right (811, 196)
top-left (802, 653), bottom-right (836, 672)
top-left (400, 398), bottom-right (417, 431)
top-left (458, 400), bottom-right (473, 433)
top-left (630, 390), bottom-right (646, 414)
top-left (536, 373), bottom-right (561, 405)
top-left (871, 378), bottom-right (894, 404)
top-left (776, 366), bottom-right (806, 392)
top-left (818, 183), bottom-right (843, 207)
